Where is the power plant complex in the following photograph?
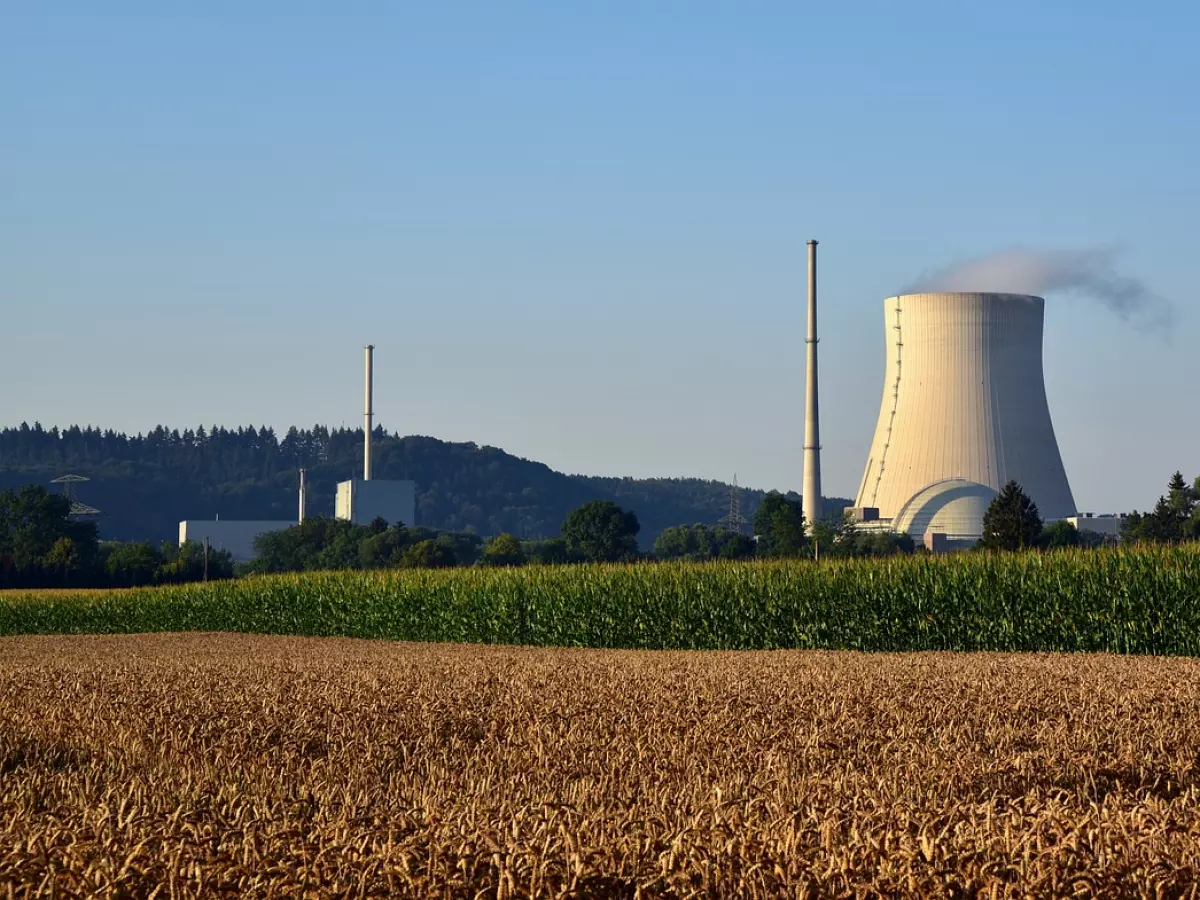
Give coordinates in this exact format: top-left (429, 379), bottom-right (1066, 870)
top-left (179, 345), bottom-right (416, 561)
top-left (177, 242), bottom-right (1094, 559)
top-left (799, 243), bottom-right (1083, 549)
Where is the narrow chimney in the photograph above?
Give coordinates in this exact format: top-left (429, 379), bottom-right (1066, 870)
top-left (298, 468), bottom-right (306, 523)
top-left (802, 239), bottom-right (822, 532)
top-left (364, 344), bottom-right (374, 481)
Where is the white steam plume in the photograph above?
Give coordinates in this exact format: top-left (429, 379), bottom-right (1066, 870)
top-left (905, 246), bottom-right (1175, 333)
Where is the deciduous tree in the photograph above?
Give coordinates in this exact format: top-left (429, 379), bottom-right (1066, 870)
top-left (483, 533), bottom-right (526, 567)
top-left (561, 501), bottom-right (640, 563)
top-left (752, 492), bottom-right (807, 557)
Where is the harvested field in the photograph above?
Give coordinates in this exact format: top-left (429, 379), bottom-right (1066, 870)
top-left (3, 635), bottom-right (1200, 897)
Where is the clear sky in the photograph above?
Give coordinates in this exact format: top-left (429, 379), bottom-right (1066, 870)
top-left (2, 1), bottom-right (1196, 512)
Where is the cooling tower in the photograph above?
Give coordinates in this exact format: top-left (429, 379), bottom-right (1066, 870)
top-left (853, 292), bottom-right (1075, 540)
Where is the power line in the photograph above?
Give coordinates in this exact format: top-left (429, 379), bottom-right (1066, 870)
top-left (717, 474), bottom-right (748, 535)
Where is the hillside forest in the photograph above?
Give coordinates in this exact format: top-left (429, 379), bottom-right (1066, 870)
top-left (0, 422), bottom-right (851, 548)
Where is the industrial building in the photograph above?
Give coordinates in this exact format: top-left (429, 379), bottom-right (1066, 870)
top-left (848, 292), bottom-right (1076, 548)
top-left (178, 519), bottom-right (294, 563)
top-left (334, 344), bottom-right (416, 527)
top-left (336, 478), bottom-right (415, 527)
top-left (179, 345), bottom-right (416, 560)
top-left (1067, 513), bottom-right (1127, 540)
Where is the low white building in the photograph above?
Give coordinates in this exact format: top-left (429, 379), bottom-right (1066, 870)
top-left (1066, 514), bottom-right (1127, 539)
top-left (178, 519), bottom-right (296, 563)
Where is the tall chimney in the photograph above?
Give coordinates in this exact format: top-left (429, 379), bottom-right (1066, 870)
top-left (298, 468), bottom-right (306, 523)
top-left (802, 239), bottom-right (822, 532)
top-left (364, 344), bottom-right (374, 481)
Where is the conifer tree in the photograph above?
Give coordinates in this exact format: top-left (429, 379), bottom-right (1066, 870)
top-left (979, 481), bottom-right (1042, 551)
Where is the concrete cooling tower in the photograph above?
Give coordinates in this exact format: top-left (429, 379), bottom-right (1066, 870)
top-left (852, 292), bottom-right (1075, 546)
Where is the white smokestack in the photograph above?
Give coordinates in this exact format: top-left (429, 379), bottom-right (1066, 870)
top-left (802, 239), bottom-right (822, 532)
top-left (364, 344), bottom-right (374, 481)
top-left (298, 468), bottom-right (306, 523)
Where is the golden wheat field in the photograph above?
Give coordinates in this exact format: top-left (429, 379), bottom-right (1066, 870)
top-left (3, 635), bottom-right (1200, 898)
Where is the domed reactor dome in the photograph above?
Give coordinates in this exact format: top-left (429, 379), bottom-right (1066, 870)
top-left (853, 292), bottom-right (1075, 542)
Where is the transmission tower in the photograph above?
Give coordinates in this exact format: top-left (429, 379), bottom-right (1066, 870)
top-left (717, 474), bottom-right (749, 535)
top-left (50, 474), bottom-right (101, 518)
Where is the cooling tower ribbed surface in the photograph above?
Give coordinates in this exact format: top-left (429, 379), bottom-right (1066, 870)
top-left (853, 293), bottom-right (1075, 536)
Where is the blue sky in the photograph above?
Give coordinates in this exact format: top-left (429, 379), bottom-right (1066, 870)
top-left (2, 1), bottom-right (1196, 512)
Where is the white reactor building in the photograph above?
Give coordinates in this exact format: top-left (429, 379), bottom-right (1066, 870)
top-left (848, 292), bottom-right (1076, 548)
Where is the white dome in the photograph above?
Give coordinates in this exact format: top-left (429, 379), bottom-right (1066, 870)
top-left (892, 478), bottom-right (998, 540)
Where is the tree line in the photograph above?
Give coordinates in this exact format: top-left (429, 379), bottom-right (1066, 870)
top-left (978, 471), bottom-right (1200, 552)
top-left (0, 486), bottom-right (234, 589)
top-left (1, 487), bottom-right (844, 588)
top-left (6, 468), bottom-right (1196, 589)
top-left (1121, 472), bottom-right (1200, 543)
top-left (654, 492), bottom-right (914, 561)
top-left (248, 500), bottom-right (644, 572)
top-left (0, 422), bottom-right (851, 548)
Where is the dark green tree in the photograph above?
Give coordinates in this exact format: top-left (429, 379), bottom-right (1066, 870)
top-left (357, 527), bottom-right (406, 568)
top-left (717, 532), bottom-right (756, 560)
top-left (1192, 474), bottom-right (1200, 540)
top-left (1122, 472), bottom-right (1199, 543)
top-left (528, 538), bottom-right (571, 565)
top-left (399, 539), bottom-right (456, 568)
top-left (560, 501), bottom-right (640, 563)
top-left (978, 481), bottom-right (1042, 552)
top-left (808, 513), bottom-right (859, 559)
top-left (854, 531), bottom-right (915, 557)
top-left (0, 486), bottom-right (98, 574)
top-left (1166, 472), bottom-right (1199, 540)
top-left (157, 540), bottom-right (234, 583)
top-left (654, 524), bottom-right (754, 562)
top-left (1145, 496), bottom-right (1180, 542)
top-left (654, 524), bottom-right (708, 560)
top-left (1121, 510), bottom-right (1145, 543)
top-left (43, 537), bottom-right (83, 582)
top-left (752, 492), bottom-right (807, 557)
top-left (315, 526), bottom-right (373, 571)
top-left (246, 516), bottom-right (482, 573)
top-left (433, 531), bottom-right (483, 567)
top-left (249, 517), bottom-right (355, 573)
top-left (102, 541), bottom-right (161, 586)
top-left (482, 532), bottom-right (526, 567)
top-left (1039, 519), bottom-right (1081, 549)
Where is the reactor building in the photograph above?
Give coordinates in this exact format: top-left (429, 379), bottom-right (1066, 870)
top-left (847, 292), bottom-right (1076, 549)
top-left (334, 344), bottom-right (416, 527)
top-left (180, 345), bottom-right (415, 561)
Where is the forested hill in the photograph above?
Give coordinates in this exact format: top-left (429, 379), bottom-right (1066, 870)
top-left (0, 424), bottom-right (850, 547)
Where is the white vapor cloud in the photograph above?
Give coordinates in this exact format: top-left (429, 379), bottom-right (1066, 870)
top-left (905, 247), bottom-right (1176, 333)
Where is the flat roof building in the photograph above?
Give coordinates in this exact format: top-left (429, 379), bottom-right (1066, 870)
top-left (178, 519), bottom-right (295, 563)
top-left (1066, 514), bottom-right (1127, 539)
top-left (335, 479), bottom-right (416, 528)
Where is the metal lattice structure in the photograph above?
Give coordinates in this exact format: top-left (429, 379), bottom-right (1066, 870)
top-left (718, 475), bottom-right (749, 535)
top-left (50, 474), bottom-right (101, 518)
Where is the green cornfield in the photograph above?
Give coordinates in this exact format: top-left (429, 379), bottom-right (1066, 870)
top-left (3, 544), bottom-right (1200, 654)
